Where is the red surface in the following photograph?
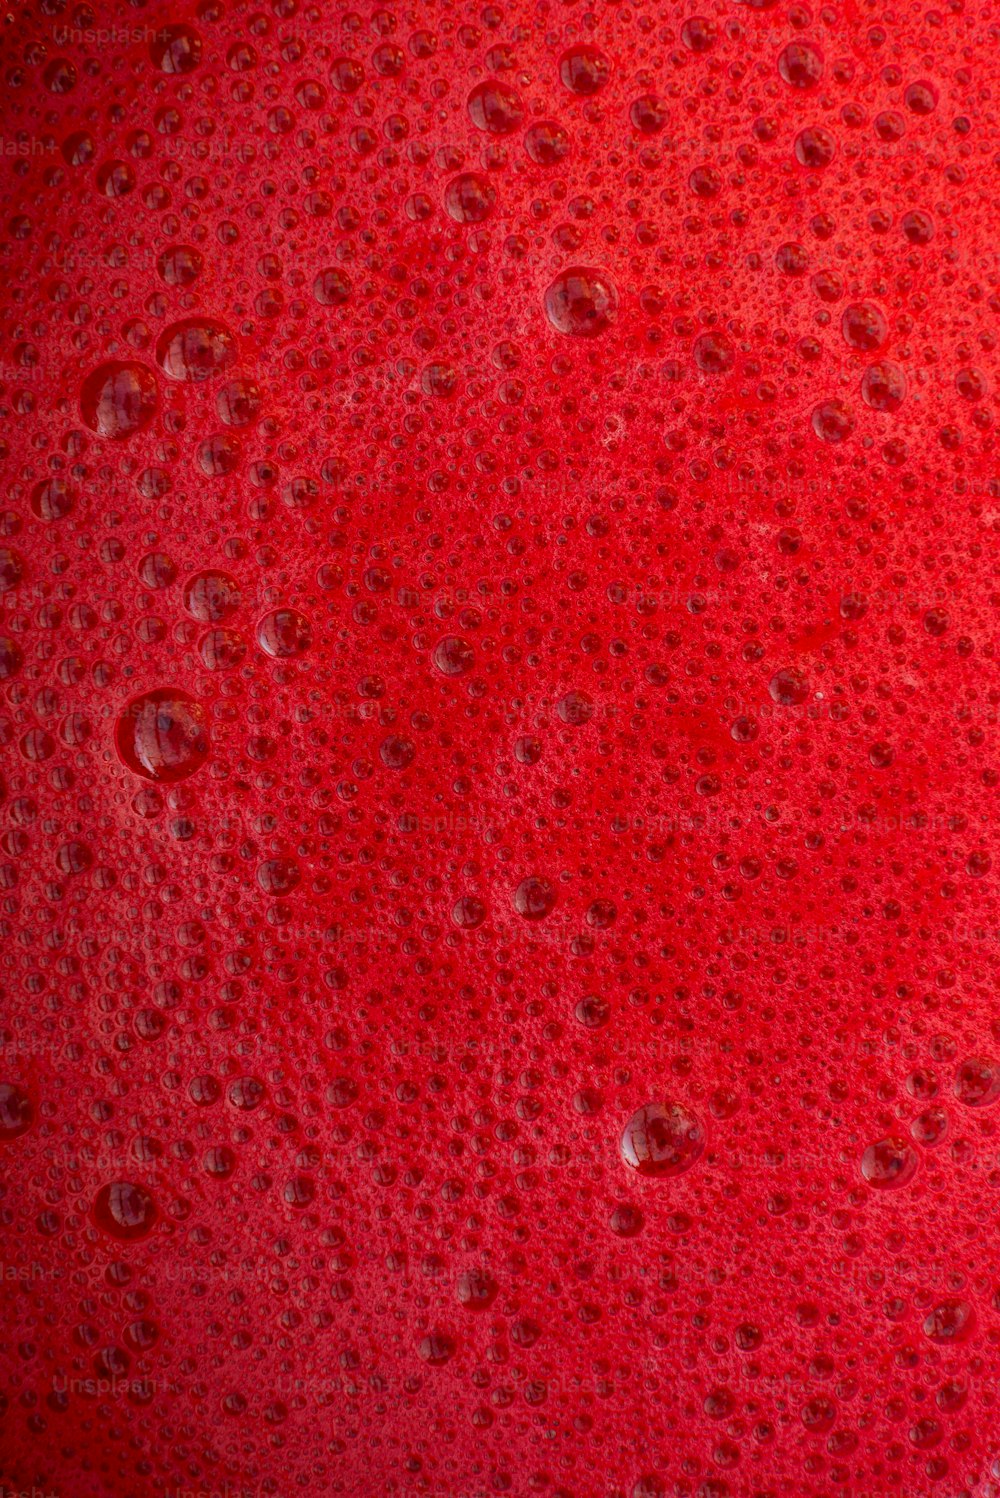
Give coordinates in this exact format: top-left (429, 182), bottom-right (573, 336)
top-left (2, 2), bottom-right (1000, 1496)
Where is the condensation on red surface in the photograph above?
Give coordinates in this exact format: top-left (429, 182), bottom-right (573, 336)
top-left (1, 1), bottom-right (1000, 1496)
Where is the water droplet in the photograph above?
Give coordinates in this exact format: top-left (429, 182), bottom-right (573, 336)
top-left (452, 896), bottom-right (487, 929)
top-left (0, 1082), bottom-right (33, 1139)
top-left (184, 570), bottom-right (241, 623)
top-left (609, 1203), bottom-right (644, 1237)
top-left (80, 362), bottom-right (158, 439)
top-left (841, 301), bottom-right (888, 351)
top-left (923, 1301), bottom-right (974, 1344)
top-left (902, 209), bottom-right (934, 244)
top-left (467, 80), bottom-right (524, 133)
top-left (380, 735), bottom-right (415, 770)
top-left (778, 41), bottom-right (824, 87)
top-left (525, 121), bottom-right (570, 164)
top-left (0, 635), bottom-right (22, 679)
top-left (954, 1057), bottom-right (1000, 1107)
top-left (314, 268), bottom-right (352, 306)
top-left (0, 547), bottom-right (23, 594)
top-left (93, 1182), bottom-right (157, 1240)
top-left (693, 332), bottom-right (734, 374)
top-left (31, 478), bottom-right (74, 521)
top-left (150, 24), bottom-right (202, 74)
top-left (433, 636), bottom-right (475, 675)
top-left (257, 857), bottom-right (301, 895)
top-left (156, 319), bottom-right (237, 382)
top-left (417, 1332), bottom-right (455, 1365)
top-left (794, 126), bottom-right (836, 168)
top-left (860, 1137), bottom-right (918, 1189)
top-left (861, 361), bottom-right (906, 412)
top-left (456, 1269), bottom-right (498, 1309)
top-left (768, 667), bottom-right (809, 706)
top-left (620, 1102), bottom-right (706, 1178)
top-left (444, 174), bottom-right (495, 224)
top-left (544, 267), bottom-right (619, 338)
top-left (556, 689), bottom-right (593, 725)
top-left (559, 46), bottom-right (610, 95)
top-left (115, 689), bottom-right (210, 782)
top-left (812, 399), bottom-right (855, 443)
top-left (513, 876), bottom-right (556, 920)
top-left (256, 609), bottom-right (312, 659)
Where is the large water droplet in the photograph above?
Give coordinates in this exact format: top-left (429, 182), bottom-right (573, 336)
top-left (860, 1137), bottom-right (918, 1189)
top-left (620, 1102), bottom-right (706, 1177)
top-left (0, 547), bottom-right (23, 594)
top-left (456, 1269), bottom-right (498, 1309)
top-left (444, 174), bottom-right (495, 224)
top-left (256, 609), bottom-right (312, 659)
top-left (156, 319), bottom-right (237, 382)
top-left (559, 45), bottom-right (610, 95)
top-left (768, 667), bottom-right (809, 706)
top-left (842, 301), bottom-right (888, 351)
top-left (433, 636), bottom-right (475, 676)
top-left (184, 570), bottom-right (241, 623)
top-left (115, 689), bottom-right (210, 782)
top-left (778, 40), bottom-right (824, 87)
top-left (93, 1181), bottom-right (157, 1240)
top-left (80, 362), bottom-right (158, 439)
top-left (923, 1300), bottom-right (974, 1344)
top-left (467, 80), bottom-right (524, 133)
top-left (150, 24), bottom-right (202, 74)
top-left (513, 876), bottom-right (556, 920)
top-left (954, 1057), bottom-right (1000, 1107)
top-left (544, 267), bottom-right (619, 338)
top-left (0, 1082), bottom-right (33, 1139)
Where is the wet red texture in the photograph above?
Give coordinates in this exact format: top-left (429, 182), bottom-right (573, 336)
top-left (2, 3), bottom-right (1000, 1497)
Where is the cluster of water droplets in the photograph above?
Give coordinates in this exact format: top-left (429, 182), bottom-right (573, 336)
top-left (1, 0), bottom-right (1000, 1495)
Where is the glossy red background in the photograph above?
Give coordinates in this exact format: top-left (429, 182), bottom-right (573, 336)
top-left (3, 1), bottom-right (1000, 1496)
